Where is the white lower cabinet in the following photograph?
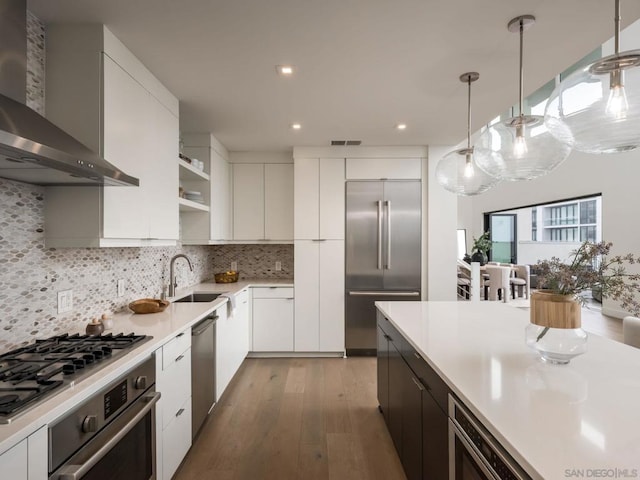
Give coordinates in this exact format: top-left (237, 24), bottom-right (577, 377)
top-left (0, 426), bottom-right (46, 480)
top-left (252, 288), bottom-right (295, 352)
top-left (295, 240), bottom-right (345, 352)
top-left (215, 305), bottom-right (232, 401)
top-left (0, 438), bottom-right (26, 479)
top-left (155, 329), bottom-right (192, 480)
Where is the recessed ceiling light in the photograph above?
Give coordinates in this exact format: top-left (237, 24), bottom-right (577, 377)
top-left (396, 124), bottom-right (407, 130)
top-left (291, 123), bottom-right (302, 130)
top-left (276, 65), bottom-right (295, 76)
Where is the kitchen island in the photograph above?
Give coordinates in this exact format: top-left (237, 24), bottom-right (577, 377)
top-left (375, 301), bottom-right (640, 480)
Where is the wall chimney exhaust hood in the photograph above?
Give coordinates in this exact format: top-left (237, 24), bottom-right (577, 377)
top-left (0, 0), bottom-right (139, 187)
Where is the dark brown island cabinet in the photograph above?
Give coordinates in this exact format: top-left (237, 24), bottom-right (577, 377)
top-left (377, 311), bottom-right (449, 480)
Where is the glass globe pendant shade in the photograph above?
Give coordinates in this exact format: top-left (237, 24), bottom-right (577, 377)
top-left (435, 147), bottom-right (501, 196)
top-left (475, 115), bottom-right (571, 181)
top-left (544, 50), bottom-right (640, 154)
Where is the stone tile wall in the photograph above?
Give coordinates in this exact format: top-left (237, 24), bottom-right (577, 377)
top-left (210, 244), bottom-right (294, 279)
top-left (26, 11), bottom-right (45, 115)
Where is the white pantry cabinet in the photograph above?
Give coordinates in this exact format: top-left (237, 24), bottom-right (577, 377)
top-left (155, 329), bottom-right (192, 480)
top-left (252, 287), bottom-right (295, 352)
top-left (215, 304), bottom-right (233, 400)
top-left (181, 133), bottom-right (231, 244)
top-left (0, 426), bottom-right (47, 480)
top-left (294, 158), bottom-right (345, 240)
top-left (44, 25), bottom-right (179, 247)
top-left (294, 240), bottom-right (344, 352)
top-left (232, 163), bottom-right (294, 241)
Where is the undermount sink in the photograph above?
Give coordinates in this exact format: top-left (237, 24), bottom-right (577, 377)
top-left (173, 292), bottom-right (226, 303)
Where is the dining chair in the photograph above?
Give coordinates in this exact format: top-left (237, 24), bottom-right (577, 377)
top-left (510, 264), bottom-right (530, 299)
top-left (484, 266), bottom-right (511, 302)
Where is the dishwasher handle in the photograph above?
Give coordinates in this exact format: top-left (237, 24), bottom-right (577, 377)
top-left (192, 317), bottom-right (217, 336)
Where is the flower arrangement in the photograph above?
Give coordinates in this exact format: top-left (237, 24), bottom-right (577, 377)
top-left (535, 241), bottom-right (640, 315)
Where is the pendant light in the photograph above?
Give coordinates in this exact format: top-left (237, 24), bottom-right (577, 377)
top-left (476, 16), bottom-right (571, 181)
top-left (435, 72), bottom-right (501, 196)
top-left (544, 0), bottom-right (640, 154)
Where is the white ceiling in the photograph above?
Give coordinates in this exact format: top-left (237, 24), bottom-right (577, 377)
top-left (28, 0), bottom-right (640, 152)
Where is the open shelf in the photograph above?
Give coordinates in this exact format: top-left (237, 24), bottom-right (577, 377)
top-left (178, 158), bottom-right (210, 181)
top-left (179, 197), bottom-right (210, 212)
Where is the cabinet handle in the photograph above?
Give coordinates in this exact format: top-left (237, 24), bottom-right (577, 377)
top-left (312, 239), bottom-right (327, 242)
top-left (285, 297), bottom-right (294, 300)
top-left (176, 332), bottom-right (185, 338)
top-left (412, 377), bottom-right (425, 391)
top-left (175, 354), bottom-right (184, 362)
top-left (385, 334), bottom-right (392, 341)
top-left (175, 408), bottom-right (185, 417)
top-left (413, 352), bottom-right (421, 360)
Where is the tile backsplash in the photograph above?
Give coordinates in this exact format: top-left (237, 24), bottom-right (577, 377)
top-left (0, 178), bottom-right (294, 354)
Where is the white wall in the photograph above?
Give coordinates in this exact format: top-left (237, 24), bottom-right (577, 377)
top-left (458, 148), bottom-right (640, 317)
top-left (426, 145), bottom-right (458, 301)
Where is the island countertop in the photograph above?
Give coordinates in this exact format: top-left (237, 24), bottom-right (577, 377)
top-left (375, 301), bottom-right (640, 480)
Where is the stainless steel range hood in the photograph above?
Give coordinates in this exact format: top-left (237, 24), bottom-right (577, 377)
top-left (0, 0), bottom-right (139, 186)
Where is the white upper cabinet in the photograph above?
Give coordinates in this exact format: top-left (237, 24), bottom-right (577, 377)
top-left (232, 164), bottom-right (265, 240)
top-left (232, 162), bottom-right (293, 242)
top-left (294, 158), bottom-right (345, 240)
top-left (44, 25), bottom-right (179, 247)
top-left (345, 157), bottom-right (421, 180)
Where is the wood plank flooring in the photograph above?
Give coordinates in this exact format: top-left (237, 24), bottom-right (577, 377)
top-left (175, 357), bottom-right (406, 480)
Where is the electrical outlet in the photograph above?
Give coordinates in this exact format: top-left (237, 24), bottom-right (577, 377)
top-left (117, 279), bottom-right (126, 297)
top-left (275, 261), bottom-right (282, 271)
top-left (57, 289), bottom-right (73, 314)
top-left (231, 261), bottom-right (238, 271)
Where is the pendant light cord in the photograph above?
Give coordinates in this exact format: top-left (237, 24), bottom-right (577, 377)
top-left (467, 76), bottom-right (471, 150)
top-left (614, 0), bottom-right (621, 55)
top-left (518, 18), bottom-right (524, 118)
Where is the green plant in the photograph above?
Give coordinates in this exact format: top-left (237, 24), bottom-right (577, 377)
top-left (472, 231), bottom-right (492, 254)
top-left (535, 241), bottom-right (640, 315)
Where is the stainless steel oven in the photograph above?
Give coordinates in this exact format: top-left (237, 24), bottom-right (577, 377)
top-left (448, 395), bottom-right (531, 480)
top-left (49, 357), bottom-right (160, 480)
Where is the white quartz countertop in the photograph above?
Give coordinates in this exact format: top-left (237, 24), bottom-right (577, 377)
top-left (0, 278), bottom-right (293, 455)
top-left (375, 301), bottom-right (640, 480)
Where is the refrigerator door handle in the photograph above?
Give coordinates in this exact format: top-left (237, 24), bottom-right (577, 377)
top-left (377, 200), bottom-right (383, 270)
top-left (348, 291), bottom-right (420, 296)
top-left (385, 200), bottom-right (391, 269)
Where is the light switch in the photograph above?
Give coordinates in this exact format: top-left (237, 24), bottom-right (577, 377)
top-left (275, 261), bottom-right (282, 271)
top-left (117, 279), bottom-right (126, 297)
top-left (57, 289), bottom-right (73, 314)
top-left (231, 261), bottom-right (238, 271)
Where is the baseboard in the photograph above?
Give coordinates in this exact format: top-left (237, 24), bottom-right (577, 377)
top-left (247, 351), bottom-right (345, 358)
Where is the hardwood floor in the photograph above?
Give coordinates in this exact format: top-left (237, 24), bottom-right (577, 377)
top-left (175, 357), bottom-right (406, 480)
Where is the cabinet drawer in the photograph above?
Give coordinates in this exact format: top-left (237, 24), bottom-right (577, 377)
top-left (403, 343), bottom-right (449, 414)
top-left (252, 287), bottom-right (294, 299)
top-left (235, 289), bottom-right (249, 306)
top-left (161, 329), bottom-right (191, 370)
top-left (162, 397), bottom-right (192, 480)
top-left (159, 348), bottom-right (191, 428)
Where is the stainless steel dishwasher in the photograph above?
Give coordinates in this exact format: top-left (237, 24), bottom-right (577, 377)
top-left (191, 313), bottom-right (217, 440)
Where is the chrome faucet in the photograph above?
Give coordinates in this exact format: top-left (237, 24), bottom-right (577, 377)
top-left (168, 254), bottom-right (193, 297)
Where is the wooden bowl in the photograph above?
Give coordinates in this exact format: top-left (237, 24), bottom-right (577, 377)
top-left (214, 271), bottom-right (239, 283)
top-left (129, 298), bottom-right (170, 314)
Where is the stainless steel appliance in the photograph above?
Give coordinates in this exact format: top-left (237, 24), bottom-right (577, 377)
top-left (0, 333), bottom-right (150, 424)
top-left (191, 313), bottom-right (217, 439)
top-left (0, 0), bottom-right (139, 186)
top-left (48, 356), bottom-right (159, 480)
top-left (345, 180), bottom-right (422, 355)
top-left (449, 395), bottom-right (530, 480)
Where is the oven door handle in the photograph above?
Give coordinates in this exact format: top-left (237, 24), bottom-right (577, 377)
top-left (57, 392), bottom-right (161, 480)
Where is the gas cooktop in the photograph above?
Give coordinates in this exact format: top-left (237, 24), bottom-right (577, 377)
top-left (0, 333), bottom-right (151, 424)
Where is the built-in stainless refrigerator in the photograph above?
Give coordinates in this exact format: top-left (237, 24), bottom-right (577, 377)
top-left (345, 180), bottom-right (422, 355)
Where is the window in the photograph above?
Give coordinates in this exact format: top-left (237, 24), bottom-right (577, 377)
top-left (531, 207), bottom-right (537, 241)
top-left (580, 226), bottom-right (597, 242)
top-left (546, 203), bottom-right (578, 226)
top-left (580, 200), bottom-right (597, 224)
top-left (550, 227), bottom-right (578, 242)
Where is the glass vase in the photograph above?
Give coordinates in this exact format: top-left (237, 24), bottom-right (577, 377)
top-left (527, 291), bottom-right (587, 364)
top-left (525, 324), bottom-right (587, 364)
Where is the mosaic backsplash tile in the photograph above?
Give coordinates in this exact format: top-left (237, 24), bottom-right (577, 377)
top-left (210, 244), bottom-right (294, 279)
top-left (26, 11), bottom-right (45, 115)
top-left (0, 178), bottom-right (294, 354)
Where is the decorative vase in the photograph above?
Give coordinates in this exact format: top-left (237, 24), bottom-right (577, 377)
top-left (471, 251), bottom-right (487, 265)
top-left (525, 291), bottom-right (587, 364)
